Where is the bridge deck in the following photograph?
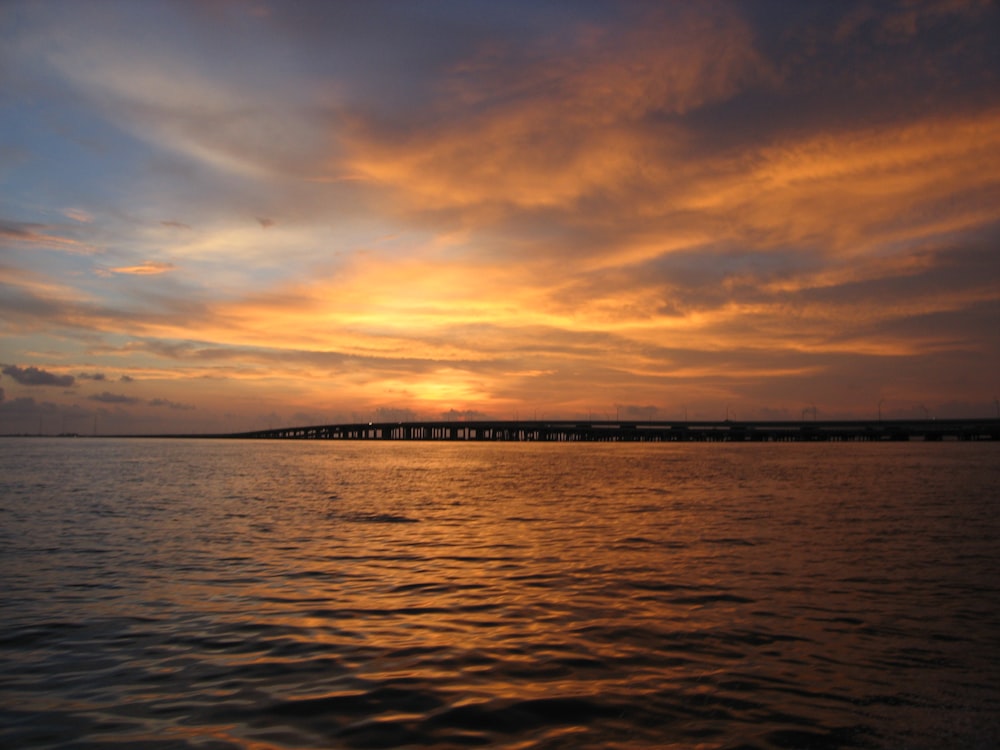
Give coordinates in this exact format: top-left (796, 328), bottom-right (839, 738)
top-left (229, 419), bottom-right (1000, 442)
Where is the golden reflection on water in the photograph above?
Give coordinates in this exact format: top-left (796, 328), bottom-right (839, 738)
top-left (2, 440), bottom-right (999, 748)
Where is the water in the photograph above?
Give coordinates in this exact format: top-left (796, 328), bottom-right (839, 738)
top-left (1, 438), bottom-right (998, 749)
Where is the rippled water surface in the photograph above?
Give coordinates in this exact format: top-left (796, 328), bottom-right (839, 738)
top-left (2, 438), bottom-right (999, 749)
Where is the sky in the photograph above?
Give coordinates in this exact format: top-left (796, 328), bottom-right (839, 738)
top-left (1, 0), bottom-right (999, 434)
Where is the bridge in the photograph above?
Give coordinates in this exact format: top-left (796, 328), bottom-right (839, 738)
top-left (230, 418), bottom-right (1000, 442)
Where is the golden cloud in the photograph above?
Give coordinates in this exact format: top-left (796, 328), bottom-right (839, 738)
top-left (107, 261), bottom-right (177, 276)
top-left (709, 110), bottom-right (1000, 256)
top-left (343, 6), bottom-right (768, 213)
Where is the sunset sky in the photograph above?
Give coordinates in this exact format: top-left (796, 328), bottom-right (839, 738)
top-left (2, 0), bottom-right (998, 434)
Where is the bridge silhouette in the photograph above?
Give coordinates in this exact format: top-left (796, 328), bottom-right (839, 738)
top-left (227, 418), bottom-right (1000, 442)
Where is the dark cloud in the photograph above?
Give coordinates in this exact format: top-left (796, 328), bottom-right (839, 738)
top-left (119, 375), bottom-right (135, 382)
top-left (2, 364), bottom-right (76, 387)
top-left (148, 398), bottom-right (195, 410)
top-left (733, 0), bottom-right (1000, 135)
top-left (78, 372), bottom-right (107, 381)
top-left (160, 220), bottom-right (192, 230)
top-left (256, 217), bottom-right (275, 229)
top-left (88, 391), bottom-right (141, 405)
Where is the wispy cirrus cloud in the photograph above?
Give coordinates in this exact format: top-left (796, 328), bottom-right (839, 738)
top-left (0, 220), bottom-right (96, 254)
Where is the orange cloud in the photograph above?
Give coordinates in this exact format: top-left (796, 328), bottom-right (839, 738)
top-left (343, 6), bottom-right (768, 213)
top-left (106, 261), bottom-right (177, 276)
top-left (698, 110), bottom-right (1000, 256)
